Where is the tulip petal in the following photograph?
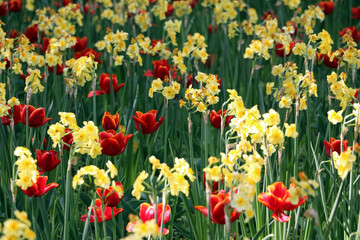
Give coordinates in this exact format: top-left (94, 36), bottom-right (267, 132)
top-left (272, 211), bottom-right (291, 222)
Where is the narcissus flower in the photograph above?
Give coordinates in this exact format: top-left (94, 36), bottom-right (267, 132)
top-left (144, 59), bottom-right (176, 81)
top-left (36, 150), bottom-right (61, 172)
top-left (102, 111), bottom-right (120, 131)
top-left (96, 181), bottom-right (123, 207)
top-left (318, 1), bottom-right (335, 15)
top-left (257, 182), bottom-right (307, 222)
top-left (99, 130), bottom-right (133, 156)
top-left (1, 104), bottom-right (24, 126)
top-left (195, 190), bottom-right (241, 224)
top-left (80, 199), bottom-right (123, 222)
top-left (21, 105), bottom-right (51, 128)
top-left (21, 176), bottom-right (58, 197)
top-left (88, 73), bottom-right (125, 97)
top-left (339, 26), bottom-right (360, 42)
top-left (126, 203), bottom-right (171, 235)
top-left (323, 138), bottom-right (349, 158)
top-left (210, 110), bottom-right (233, 129)
top-left (132, 110), bottom-right (164, 134)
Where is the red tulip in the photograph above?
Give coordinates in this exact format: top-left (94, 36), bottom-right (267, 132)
top-left (318, 1), bottom-right (334, 15)
top-left (62, 128), bottom-right (74, 151)
top-left (339, 26), bottom-right (360, 42)
top-left (102, 111), bottom-right (120, 131)
top-left (352, 7), bottom-right (360, 19)
top-left (96, 181), bottom-right (123, 207)
top-left (323, 138), bottom-right (349, 158)
top-left (195, 190), bottom-right (241, 225)
top-left (87, 73), bottom-right (125, 97)
top-left (74, 48), bottom-right (101, 63)
top-left (21, 176), bottom-right (58, 197)
top-left (1, 104), bottom-right (25, 126)
top-left (36, 150), bottom-right (61, 172)
top-left (261, 10), bottom-right (277, 21)
top-left (257, 182), bottom-right (307, 222)
top-left (48, 64), bottom-right (64, 75)
top-left (8, 0), bottom-right (22, 12)
top-left (165, 3), bottom-right (173, 16)
top-left (80, 199), bottom-right (123, 222)
top-left (202, 172), bottom-right (220, 193)
top-left (126, 203), bottom-right (171, 235)
top-left (72, 37), bottom-right (87, 52)
top-left (275, 41), bottom-right (295, 57)
top-left (24, 24), bottom-right (39, 43)
top-left (0, 2), bottom-right (7, 16)
top-left (354, 89), bottom-right (360, 104)
top-left (132, 110), bottom-right (164, 135)
top-left (21, 105), bottom-right (51, 128)
top-left (210, 110), bottom-right (232, 129)
top-left (317, 52), bottom-right (339, 69)
top-left (144, 59), bottom-right (176, 81)
top-left (208, 25), bottom-right (218, 34)
top-left (99, 130), bottom-right (133, 156)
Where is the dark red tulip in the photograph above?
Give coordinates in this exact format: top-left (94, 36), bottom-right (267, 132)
top-left (261, 10), bottom-right (277, 20)
top-left (36, 150), bottom-right (61, 172)
top-left (318, 1), bottom-right (334, 15)
top-left (99, 130), bottom-right (133, 156)
top-left (339, 26), bottom-right (360, 42)
top-left (132, 110), bottom-right (164, 135)
top-left (62, 128), bottom-right (74, 151)
top-left (21, 105), bottom-right (51, 128)
top-left (258, 182), bottom-right (307, 222)
top-left (323, 138), bottom-right (349, 158)
top-left (80, 199), bottom-right (123, 222)
top-left (87, 73), bottom-right (125, 97)
top-left (72, 37), bottom-right (87, 52)
top-left (210, 110), bottom-right (232, 129)
top-left (275, 41), bottom-right (295, 57)
top-left (96, 181), bottom-right (123, 207)
top-left (62, 0), bottom-right (72, 7)
top-left (102, 111), bottom-right (120, 131)
top-left (48, 64), bottom-right (64, 75)
top-left (8, 0), bottom-right (22, 12)
top-left (165, 3), bottom-right (173, 16)
top-left (1, 104), bottom-right (25, 126)
top-left (195, 190), bottom-right (241, 225)
top-left (74, 48), bottom-right (101, 63)
top-left (21, 176), bottom-right (58, 197)
top-left (352, 7), bottom-right (360, 19)
top-left (317, 52), bottom-right (339, 69)
top-left (144, 59), bottom-right (176, 81)
top-left (24, 24), bottom-right (39, 43)
top-left (0, 2), bottom-right (7, 16)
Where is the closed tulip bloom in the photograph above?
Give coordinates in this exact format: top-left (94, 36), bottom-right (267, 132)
top-left (96, 181), bottom-right (123, 207)
top-left (126, 203), bottom-right (171, 235)
top-left (80, 199), bottom-right (123, 222)
top-left (132, 110), bottom-right (164, 135)
top-left (1, 104), bottom-right (24, 126)
top-left (319, 1), bottom-right (334, 15)
top-left (8, 0), bottom-right (22, 12)
top-left (36, 150), bottom-right (61, 172)
top-left (352, 7), bottom-right (360, 19)
top-left (210, 110), bottom-right (233, 129)
top-left (72, 37), bottom-right (87, 52)
top-left (257, 182), bottom-right (306, 222)
top-left (88, 73), bottom-right (125, 97)
top-left (21, 105), bottom-right (51, 128)
top-left (99, 130), bottom-right (133, 156)
top-left (144, 59), bottom-right (176, 81)
top-left (323, 138), bottom-right (349, 158)
top-left (102, 111), bottom-right (120, 131)
top-left (195, 190), bottom-right (241, 224)
top-left (21, 176), bottom-right (58, 197)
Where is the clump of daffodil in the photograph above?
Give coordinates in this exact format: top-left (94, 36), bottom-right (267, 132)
top-left (131, 156), bottom-right (195, 200)
top-left (149, 78), bottom-right (181, 100)
top-left (72, 161), bottom-right (117, 189)
top-left (327, 72), bottom-right (356, 110)
top-left (14, 147), bottom-right (39, 190)
top-left (65, 55), bottom-right (98, 88)
top-left (173, 0), bottom-right (192, 18)
top-left (122, 215), bottom-right (159, 240)
top-left (179, 72), bottom-right (220, 113)
top-left (164, 19), bottom-right (181, 46)
top-left (181, 33), bottom-right (209, 64)
top-left (0, 83), bottom-right (10, 117)
top-left (25, 69), bottom-right (44, 94)
top-left (47, 112), bottom-right (102, 159)
top-left (0, 210), bottom-right (36, 240)
top-left (332, 148), bottom-right (356, 180)
top-left (296, 5), bottom-right (324, 35)
top-left (288, 172), bottom-right (319, 205)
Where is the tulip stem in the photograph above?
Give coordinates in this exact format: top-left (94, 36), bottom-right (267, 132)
top-left (38, 197), bottom-right (51, 240)
top-left (82, 200), bottom-right (93, 240)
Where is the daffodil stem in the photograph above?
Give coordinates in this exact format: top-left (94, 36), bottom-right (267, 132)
top-left (63, 150), bottom-right (74, 240)
top-left (163, 100), bottom-right (169, 164)
top-left (324, 180), bottom-right (344, 238)
top-left (82, 200), bottom-right (93, 240)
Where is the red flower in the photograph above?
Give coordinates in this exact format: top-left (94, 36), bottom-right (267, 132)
top-left (166, 3), bottom-right (174, 16)
top-left (80, 199), bottom-right (123, 222)
top-left (36, 150), bottom-right (61, 172)
top-left (261, 10), bottom-right (278, 21)
top-left (208, 24), bottom-right (218, 34)
top-left (323, 138), bottom-right (349, 158)
top-left (24, 24), bottom-right (39, 43)
top-left (74, 48), bottom-right (101, 63)
top-left (317, 52), bottom-right (340, 69)
top-left (210, 110), bottom-right (232, 129)
top-left (126, 203), bottom-right (171, 235)
top-left (352, 7), bottom-right (360, 19)
top-left (87, 73), bottom-right (125, 97)
top-left (1, 104), bottom-right (25, 126)
top-left (48, 64), bottom-right (64, 75)
top-left (96, 181), bottom-right (123, 207)
top-left (257, 182), bottom-right (306, 222)
top-left (144, 59), bottom-right (176, 81)
top-left (8, 0), bottom-right (22, 12)
top-left (275, 41), bottom-right (295, 57)
top-left (21, 176), bottom-right (58, 197)
top-left (21, 105), bottom-right (51, 128)
top-left (62, 128), bottom-right (74, 151)
top-left (195, 190), bottom-right (241, 225)
top-left (339, 26), bottom-right (360, 42)
top-left (0, 2), bottom-right (7, 16)
top-left (318, 1), bottom-right (334, 15)
top-left (132, 110), bottom-right (164, 135)
top-left (99, 130), bottom-right (133, 156)
top-left (72, 37), bottom-right (87, 52)
top-left (102, 111), bottom-right (120, 131)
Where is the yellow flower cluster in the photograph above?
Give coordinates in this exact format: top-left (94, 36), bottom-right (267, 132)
top-left (180, 72), bottom-right (220, 112)
top-left (296, 5), bottom-right (324, 35)
top-left (0, 83), bottom-right (10, 117)
top-left (327, 72), bottom-right (356, 110)
top-left (288, 172), bottom-right (319, 205)
top-left (164, 19), bottom-right (181, 46)
top-left (332, 149), bottom-right (356, 180)
top-left (95, 29), bottom-right (128, 65)
top-left (65, 55), bottom-right (98, 87)
top-left (149, 78), bottom-right (180, 100)
top-left (25, 69), bottom-right (44, 94)
top-left (72, 161), bottom-right (117, 189)
top-left (14, 147), bottom-right (39, 190)
top-left (121, 215), bottom-right (159, 240)
top-left (0, 210), bottom-right (36, 240)
top-left (182, 33), bottom-right (208, 64)
top-left (173, 0), bottom-right (192, 18)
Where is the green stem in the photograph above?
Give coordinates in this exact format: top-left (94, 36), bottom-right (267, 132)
top-left (63, 149), bottom-right (74, 240)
